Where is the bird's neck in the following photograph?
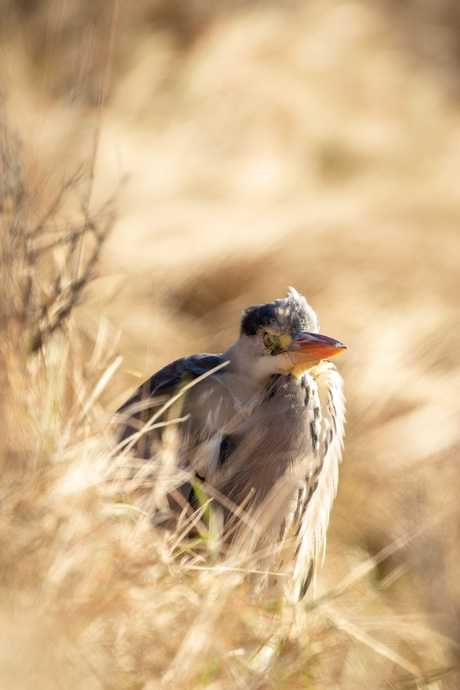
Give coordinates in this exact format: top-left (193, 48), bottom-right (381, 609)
top-left (221, 343), bottom-right (271, 403)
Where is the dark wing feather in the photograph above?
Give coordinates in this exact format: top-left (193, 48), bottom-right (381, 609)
top-left (115, 353), bottom-right (224, 457)
top-left (120, 353), bottom-right (222, 402)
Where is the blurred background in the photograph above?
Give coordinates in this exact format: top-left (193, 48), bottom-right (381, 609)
top-left (1, 0), bottom-right (460, 686)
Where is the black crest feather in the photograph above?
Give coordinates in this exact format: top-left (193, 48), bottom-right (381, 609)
top-left (240, 287), bottom-right (319, 336)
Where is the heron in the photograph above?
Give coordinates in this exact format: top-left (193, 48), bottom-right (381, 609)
top-left (115, 287), bottom-right (346, 600)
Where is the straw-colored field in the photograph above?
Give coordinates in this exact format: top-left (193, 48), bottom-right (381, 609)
top-left (1, 1), bottom-right (460, 687)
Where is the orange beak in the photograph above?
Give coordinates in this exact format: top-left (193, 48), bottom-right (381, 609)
top-left (286, 331), bottom-right (347, 362)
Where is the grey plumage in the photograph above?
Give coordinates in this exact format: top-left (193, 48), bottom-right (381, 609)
top-left (115, 287), bottom-right (346, 600)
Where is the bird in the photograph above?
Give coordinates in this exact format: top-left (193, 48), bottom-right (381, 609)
top-left (115, 287), bottom-right (346, 601)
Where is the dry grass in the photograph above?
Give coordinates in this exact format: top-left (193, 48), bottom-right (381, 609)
top-left (1, 0), bottom-right (460, 687)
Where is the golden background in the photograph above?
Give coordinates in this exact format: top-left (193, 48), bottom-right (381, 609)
top-left (1, 1), bottom-right (460, 686)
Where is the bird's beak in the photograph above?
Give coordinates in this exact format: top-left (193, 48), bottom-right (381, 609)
top-left (286, 331), bottom-right (347, 362)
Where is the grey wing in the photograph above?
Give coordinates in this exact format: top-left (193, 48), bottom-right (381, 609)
top-left (115, 353), bottom-right (225, 458)
top-left (114, 353), bottom-right (234, 516)
top-left (203, 373), bottom-right (322, 596)
top-left (212, 374), bottom-right (315, 504)
top-left (115, 352), bottom-right (252, 500)
top-left (208, 373), bottom-right (322, 556)
top-left (211, 365), bottom-right (345, 602)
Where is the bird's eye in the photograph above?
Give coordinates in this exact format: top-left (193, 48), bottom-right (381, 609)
top-left (264, 333), bottom-right (278, 350)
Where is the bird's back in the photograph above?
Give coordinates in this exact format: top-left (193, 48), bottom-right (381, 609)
top-left (115, 353), bottom-right (225, 456)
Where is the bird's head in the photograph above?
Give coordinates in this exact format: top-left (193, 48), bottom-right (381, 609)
top-left (232, 287), bottom-right (346, 381)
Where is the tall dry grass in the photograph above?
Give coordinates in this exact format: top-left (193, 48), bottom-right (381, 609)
top-left (1, 0), bottom-right (460, 687)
